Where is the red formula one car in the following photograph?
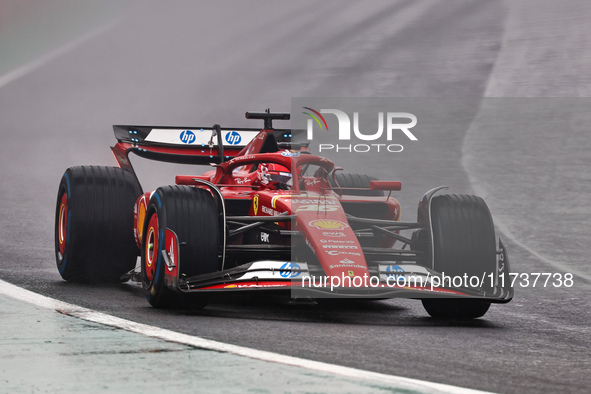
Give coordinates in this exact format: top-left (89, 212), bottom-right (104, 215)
top-left (55, 111), bottom-right (512, 318)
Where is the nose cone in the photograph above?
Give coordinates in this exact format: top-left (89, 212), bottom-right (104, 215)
top-left (292, 196), bottom-right (370, 281)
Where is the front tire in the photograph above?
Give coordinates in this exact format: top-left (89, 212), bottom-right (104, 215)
top-left (422, 298), bottom-right (490, 319)
top-left (141, 186), bottom-right (220, 308)
top-left (55, 166), bottom-right (142, 282)
top-left (421, 194), bottom-right (496, 319)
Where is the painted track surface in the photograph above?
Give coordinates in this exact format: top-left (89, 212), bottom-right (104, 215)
top-left (0, 1), bottom-right (590, 392)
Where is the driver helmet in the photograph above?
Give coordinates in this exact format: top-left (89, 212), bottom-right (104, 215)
top-left (265, 163), bottom-right (291, 188)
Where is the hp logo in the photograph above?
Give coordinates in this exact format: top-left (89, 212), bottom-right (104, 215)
top-left (280, 262), bottom-right (301, 278)
top-left (179, 130), bottom-right (196, 144)
top-left (386, 265), bottom-right (405, 280)
top-left (225, 131), bottom-right (242, 145)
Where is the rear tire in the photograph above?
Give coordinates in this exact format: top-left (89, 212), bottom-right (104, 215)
top-left (55, 166), bottom-right (142, 282)
top-left (421, 194), bottom-right (496, 319)
top-left (329, 172), bottom-right (383, 196)
top-left (141, 186), bottom-right (220, 309)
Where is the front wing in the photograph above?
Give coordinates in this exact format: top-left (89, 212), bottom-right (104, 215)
top-left (160, 241), bottom-right (513, 303)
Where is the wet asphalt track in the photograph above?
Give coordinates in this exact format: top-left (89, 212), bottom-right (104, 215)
top-left (1, 1), bottom-right (590, 392)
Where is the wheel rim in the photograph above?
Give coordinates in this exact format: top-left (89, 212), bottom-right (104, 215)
top-left (58, 193), bottom-right (68, 256)
top-left (144, 213), bottom-right (159, 282)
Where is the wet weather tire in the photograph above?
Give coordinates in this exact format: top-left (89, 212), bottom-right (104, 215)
top-left (421, 194), bottom-right (496, 319)
top-left (422, 298), bottom-right (491, 319)
top-left (55, 166), bottom-right (142, 282)
top-left (329, 172), bottom-right (383, 196)
top-left (141, 186), bottom-right (220, 309)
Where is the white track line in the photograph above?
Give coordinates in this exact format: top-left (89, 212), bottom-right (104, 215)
top-left (461, 128), bottom-right (591, 284)
top-left (461, 0), bottom-right (591, 283)
top-left (0, 18), bottom-right (120, 89)
top-left (0, 279), bottom-right (490, 394)
top-left (470, 177), bottom-right (591, 284)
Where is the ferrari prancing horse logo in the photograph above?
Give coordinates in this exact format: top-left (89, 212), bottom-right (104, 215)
top-left (253, 195), bottom-right (259, 215)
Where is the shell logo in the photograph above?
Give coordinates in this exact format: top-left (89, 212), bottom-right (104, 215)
top-left (308, 219), bottom-right (349, 230)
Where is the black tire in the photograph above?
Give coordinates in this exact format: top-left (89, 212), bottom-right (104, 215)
top-left (329, 172), bottom-right (383, 196)
top-left (55, 166), bottom-right (142, 282)
top-left (421, 194), bottom-right (496, 319)
top-left (422, 298), bottom-right (491, 319)
top-left (141, 185), bottom-right (220, 309)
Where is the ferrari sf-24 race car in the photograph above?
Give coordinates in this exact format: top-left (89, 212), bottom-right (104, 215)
top-left (55, 111), bottom-right (512, 319)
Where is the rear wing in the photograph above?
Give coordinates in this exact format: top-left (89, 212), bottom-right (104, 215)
top-left (111, 111), bottom-right (296, 166)
top-left (113, 124), bottom-right (267, 165)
